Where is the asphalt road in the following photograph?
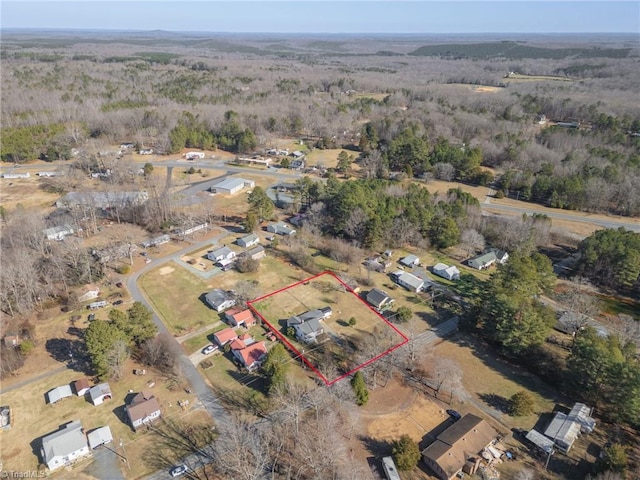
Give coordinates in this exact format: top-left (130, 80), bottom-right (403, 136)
top-left (126, 231), bottom-right (233, 423)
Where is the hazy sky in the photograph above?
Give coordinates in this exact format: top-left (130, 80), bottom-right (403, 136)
top-left (2, 1), bottom-right (639, 34)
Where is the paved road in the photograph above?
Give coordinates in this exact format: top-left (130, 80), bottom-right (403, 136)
top-left (0, 365), bottom-right (67, 395)
top-left (126, 232), bottom-right (233, 425)
top-left (482, 200), bottom-right (640, 233)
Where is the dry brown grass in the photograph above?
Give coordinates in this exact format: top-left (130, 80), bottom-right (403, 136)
top-left (251, 273), bottom-right (405, 379)
top-left (0, 358), bottom-right (202, 478)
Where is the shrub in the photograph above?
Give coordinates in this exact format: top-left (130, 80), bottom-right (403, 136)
top-left (236, 256), bottom-right (260, 273)
top-left (116, 265), bottom-right (131, 274)
top-left (348, 317), bottom-right (357, 327)
top-left (19, 340), bottom-right (35, 356)
top-left (495, 189), bottom-right (505, 199)
top-left (351, 371), bottom-right (369, 406)
top-left (600, 443), bottom-right (628, 473)
top-left (509, 390), bottom-right (535, 416)
top-left (392, 434), bottom-right (421, 471)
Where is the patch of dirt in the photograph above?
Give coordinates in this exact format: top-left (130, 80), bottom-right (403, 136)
top-left (159, 266), bottom-right (174, 275)
top-left (361, 377), bottom-right (448, 443)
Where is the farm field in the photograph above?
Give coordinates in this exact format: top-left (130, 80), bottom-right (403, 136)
top-left (249, 272), bottom-right (407, 384)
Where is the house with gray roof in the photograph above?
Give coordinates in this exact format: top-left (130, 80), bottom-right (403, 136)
top-left (366, 288), bottom-right (394, 312)
top-left (266, 222), bottom-right (296, 236)
top-left (43, 225), bottom-right (74, 241)
top-left (47, 385), bottom-right (73, 404)
top-left (237, 233), bottom-right (259, 248)
top-left (432, 263), bottom-right (461, 281)
top-left (41, 421), bottom-right (90, 471)
top-left (392, 271), bottom-right (425, 293)
top-left (207, 246), bottom-right (236, 264)
top-left (286, 307), bottom-right (332, 343)
top-left (87, 426), bottom-right (113, 449)
top-left (400, 254), bottom-right (420, 267)
top-left (204, 289), bottom-right (236, 312)
top-left (89, 383), bottom-right (112, 406)
top-left (244, 245), bottom-right (266, 261)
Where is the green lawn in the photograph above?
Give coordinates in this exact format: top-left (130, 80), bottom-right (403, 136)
top-left (139, 263), bottom-right (215, 335)
top-left (182, 323), bottom-right (227, 354)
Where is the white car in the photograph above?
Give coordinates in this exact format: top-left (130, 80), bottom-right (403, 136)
top-left (170, 464), bottom-right (188, 477)
top-left (202, 344), bottom-right (218, 355)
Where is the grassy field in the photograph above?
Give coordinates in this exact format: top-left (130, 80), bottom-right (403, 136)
top-left (0, 359), bottom-right (199, 478)
top-left (250, 273), bottom-right (406, 381)
top-left (139, 263), bottom-right (214, 335)
top-left (139, 254), bottom-right (309, 336)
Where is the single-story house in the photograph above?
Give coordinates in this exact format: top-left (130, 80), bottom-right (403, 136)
top-left (73, 379), bottom-right (91, 396)
top-left (41, 421), bottom-right (91, 471)
top-left (543, 403), bottom-right (596, 453)
top-left (139, 148), bottom-right (153, 155)
top-left (89, 383), bottom-right (112, 406)
top-left (467, 249), bottom-right (508, 270)
top-left (266, 222), bottom-right (296, 236)
top-left (432, 263), bottom-right (461, 281)
top-left (125, 391), bottom-right (161, 431)
top-left (422, 413), bottom-right (498, 480)
top-left (87, 426), bottom-right (113, 449)
top-left (237, 233), bottom-right (259, 248)
top-left (392, 271), bottom-right (425, 293)
top-left (232, 340), bottom-right (268, 371)
top-left (210, 177), bottom-right (255, 195)
top-left (366, 288), bottom-right (394, 311)
top-left (286, 307), bottom-right (332, 343)
top-left (244, 245), bottom-right (266, 261)
top-left (225, 309), bottom-right (257, 328)
top-left (525, 429), bottom-right (554, 454)
top-left (214, 327), bottom-right (239, 347)
top-left (400, 254), bottom-right (420, 267)
top-left (207, 246), bottom-right (236, 263)
top-left (204, 289), bottom-right (236, 312)
top-left (43, 225), bottom-right (74, 241)
top-left (47, 385), bottom-right (73, 404)
top-left (141, 234), bottom-right (170, 248)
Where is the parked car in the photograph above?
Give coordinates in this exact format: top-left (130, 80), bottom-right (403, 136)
top-left (115, 282), bottom-right (123, 288)
top-left (446, 409), bottom-right (461, 421)
top-left (170, 464), bottom-right (188, 477)
top-left (113, 300), bottom-right (124, 306)
top-left (88, 313), bottom-right (96, 322)
top-left (202, 344), bottom-right (218, 355)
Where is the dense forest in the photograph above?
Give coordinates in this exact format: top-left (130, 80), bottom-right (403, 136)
top-left (1, 32), bottom-right (639, 216)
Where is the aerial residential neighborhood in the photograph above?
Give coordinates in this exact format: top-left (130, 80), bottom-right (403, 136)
top-left (1, 7), bottom-right (639, 480)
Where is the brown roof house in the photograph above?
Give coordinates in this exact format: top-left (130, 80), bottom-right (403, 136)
top-left (125, 391), bottom-right (161, 431)
top-left (422, 413), bottom-right (498, 480)
top-left (73, 379), bottom-right (91, 396)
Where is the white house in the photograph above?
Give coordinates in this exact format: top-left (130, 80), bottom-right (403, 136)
top-left (47, 385), bottom-right (73, 404)
top-left (141, 234), bottom-right (170, 248)
top-left (400, 255), bottom-right (420, 267)
top-left (126, 391), bottom-right (161, 431)
top-left (210, 177), bottom-right (255, 195)
top-left (139, 148), bottom-right (153, 155)
top-left (237, 233), bottom-right (260, 248)
top-left (207, 246), bottom-right (236, 263)
top-left (87, 426), bottom-right (113, 449)
top-left (392, 271), bottom-right (425, 293)
top-left (89, 383), bottom-right (112, 406)
top-left (185, 151), bottom-right (205, 160)
top-left (266, 222), bottom-right (296, 236)
top-left (432, 263), bottom-right (461, 281)
top-left (366, 288), bottom-right (394, 312)
top-left (2, 172), bottom-right (30, 179)
top-left (286, 307), bottom-right (332, 343)
top-left (41, 421), bottom-right (90, 471)
top-left (468, 249), bottom-right (508, 270)
top-left (205, 289), bottom-right (236, 312)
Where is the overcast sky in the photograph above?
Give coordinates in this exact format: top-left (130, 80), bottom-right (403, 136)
top-left (2, 1), bottom-right (639, 34)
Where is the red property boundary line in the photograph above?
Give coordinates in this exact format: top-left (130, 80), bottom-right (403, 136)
top-left (247, 270), bottom-right (408, 386)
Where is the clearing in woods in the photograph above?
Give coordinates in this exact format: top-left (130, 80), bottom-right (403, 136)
top-left (249, 271), bottom-right (407, 385)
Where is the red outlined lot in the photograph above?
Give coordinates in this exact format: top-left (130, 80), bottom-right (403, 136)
top-left (248, 271), bottom-right (408, 385)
